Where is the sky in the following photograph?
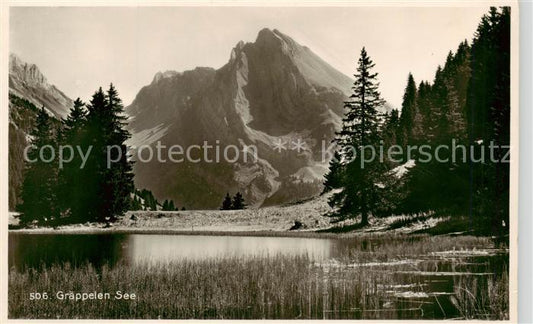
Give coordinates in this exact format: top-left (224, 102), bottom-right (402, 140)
top-left (10, 6), bottom-right (490, 108)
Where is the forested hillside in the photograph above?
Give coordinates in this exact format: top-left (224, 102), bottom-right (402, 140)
top-left (324, 7), bottom-right (511, 236)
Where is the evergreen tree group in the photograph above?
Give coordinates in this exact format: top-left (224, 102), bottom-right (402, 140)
top-left (323, 7), bottom-right (511, 235)
top-left (19, 84), bottom-right (135, 226)
top-left (396, 7), bottom-right (510, 236)
top-left (220, 192), bottom-right (246, 210)
top-left (162, 199), bottom-right (177, 211)
top-left (130, 188), bottom-right (167, 211)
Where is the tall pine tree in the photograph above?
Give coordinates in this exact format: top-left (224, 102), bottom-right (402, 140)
top-left (103, 84), bottom-right (135, 219)
top-left (19, 107), bottom-right (59, 225)
top-left (83, 85), bottom-right (134, 222)
top-left (328, 48), bottom-right (389, 226)
top-left (58, 98), bottom-right (89, 222)
top-left (397, 73), bottom-right (417, 148)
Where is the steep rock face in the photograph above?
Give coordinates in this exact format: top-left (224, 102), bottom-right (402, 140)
top-left (127, 28), bottom-right (386, 209)
top-left (127, 67), bottom-right (216, 148)
top-left (8, 95), bottom-right (39, 210)
top-left (9, 54), bottom-right (73, 118)
top-left (243, 28), bottom-right (351, 135)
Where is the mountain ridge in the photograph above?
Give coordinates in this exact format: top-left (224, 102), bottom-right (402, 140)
top-left (9, 53), bottom-right (73, 118)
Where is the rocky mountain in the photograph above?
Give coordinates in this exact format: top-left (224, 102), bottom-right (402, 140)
top-left (127, 28), bottom-right (391, 209)
top-left (8, 54), bottom-right (72, 210)
top-left (9, 53), bottom-right (73, 118)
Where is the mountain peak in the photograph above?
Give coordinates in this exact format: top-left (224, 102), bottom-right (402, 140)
top-left (9, 53), bottom-right (73, 118)
top-left (250, 29), bottom-right (353, 94)
top-left (256, 27), bottom-right (275, 39)
top-left (230, 40), bottom-right (246, 62)
top-left (127, 28), bottom-right (358, 209)
top-left (9, 53), bottom-right (24, 68)
top-left (9, 53), bottom-right (48, 86)
top-left (255, 28), bottom-right (293, 48)
top-left (152, 70), bottom-right (180, 84)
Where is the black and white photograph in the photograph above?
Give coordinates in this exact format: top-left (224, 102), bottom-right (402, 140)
top-left (1, 1), bottom-right (520, 321)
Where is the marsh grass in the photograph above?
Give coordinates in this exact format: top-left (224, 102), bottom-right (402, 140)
top-left (451, 268), bottom-right (509, 320)
top-left (10, 255), bottom-right (400, 319)
top-left (8, 234), bottom-right (509, 320)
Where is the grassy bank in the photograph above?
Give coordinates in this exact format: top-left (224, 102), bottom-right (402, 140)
top-left (9, 193), bottom-right (453, 235)
top-left (9, 235), bottom-right (508, 320)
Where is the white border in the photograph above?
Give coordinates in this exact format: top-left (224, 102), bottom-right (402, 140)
top-left (0, 1), bottom-right (520, 323)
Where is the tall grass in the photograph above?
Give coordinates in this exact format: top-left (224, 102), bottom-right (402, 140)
top-left (10, 255), bottom-right (410, 319)
top-left (451, 268), bottom-right (509, 320)
top-left (8, 234), bottom-right (509, 320)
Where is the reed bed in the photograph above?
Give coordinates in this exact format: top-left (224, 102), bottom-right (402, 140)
top-left (10, 255), bottom-right (399, 319)
top-left (9, 234), bottom-right (509, 319)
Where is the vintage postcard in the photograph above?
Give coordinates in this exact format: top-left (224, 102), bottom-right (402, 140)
top-left (1, 0), bottom-right (519, 322)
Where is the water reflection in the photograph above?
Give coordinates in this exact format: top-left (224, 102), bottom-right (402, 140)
top-left (9, 233), bottom-right (333, 269)
top-left (9, 233), bottom-right (127, 270)
top-left (126, 235), bottom-right (332, 264)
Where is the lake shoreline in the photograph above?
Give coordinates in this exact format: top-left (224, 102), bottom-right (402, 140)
top-left (8, 226), bottom-right (389, 238)
top-left (8, 195), bottom-right (454, 237)
top-left (8, 224), bottom-right (472, 239)
top-left (9, 227), bottom-right (315, 236)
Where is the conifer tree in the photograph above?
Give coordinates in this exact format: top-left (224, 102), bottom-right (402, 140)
top-left (382, 109), bottom-right (400, 148)
top-left (397, 73), bottom-right (417, 147)
top-left (58, 98), bottom-right (88, 222)
top-left (83, 88), bottom-right (108, 221)
top-left (328, 48), bottom-right (389, 226)
top-left (131, 195), bottom-right (142, 210)
top-left (232, 192), bottom-right (245, 210)
top-left (19, 107), bottom-right (59, 225)
top-left (161, 199), bottom-right (176, 211)
top-left (103, 84), bottom-right (135, 219)
top-left (322, 151), bottom-right (344, 193)
top-left (84, 85), bottom-right (134, 222)
top-left (221, 193), bottom-right (233, 210)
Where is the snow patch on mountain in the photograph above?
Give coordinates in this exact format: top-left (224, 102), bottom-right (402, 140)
top-left (320, 109), bottom-right (342, 126)
top-left (153, 71), bottom-right (180, 83)
top-left (292, 164), bottom-right (329, 183)
top-left (234, 52), bottom-right (253, 125)
top-left (128, 123), bottom-right (170, 148)
top-left (392, 159), bottom-right (416, 178)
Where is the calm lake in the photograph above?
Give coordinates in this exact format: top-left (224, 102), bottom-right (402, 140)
top-left (8, 233), bottom-right (508, 319)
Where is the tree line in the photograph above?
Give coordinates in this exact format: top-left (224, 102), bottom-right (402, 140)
top-left (130, 189), bottom-right (183, 211)
top-left (323, 7), bottom-right (510, 235)
top-left (19, 85), bottom-right (134, 226)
